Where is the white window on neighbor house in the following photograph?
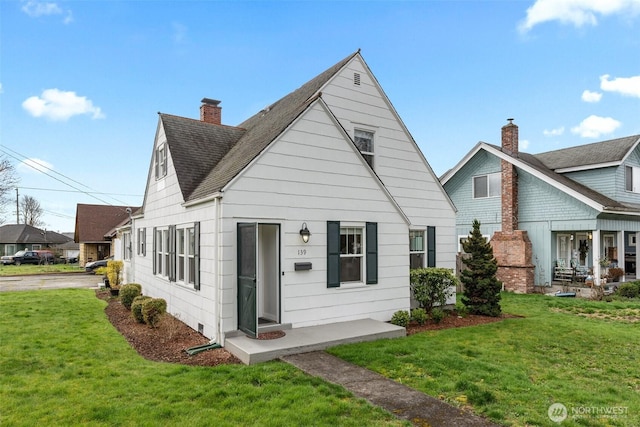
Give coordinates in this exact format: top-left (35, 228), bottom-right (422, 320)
top-left (354, 129), bottom-right (374, 169)
top-left (32, 244), bottom-right (42, 250)
top-left (473, 172), bottom-right (501, 199)
top-left (625, 165), bottom-right (640, 193)
top-left (155, 143), bottom-right (167, 179)
top-left (409, 230), bottom-right (425, 269)
top-left (4, 245), bottom-right (16, 257)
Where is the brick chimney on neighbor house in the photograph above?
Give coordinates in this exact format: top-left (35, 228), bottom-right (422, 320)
top-left (490, 119), bottom-right (535, 293)
top-left (501, 119), bottom-right (518, 233)
top-left (200, 98), bottom-right (222, 125)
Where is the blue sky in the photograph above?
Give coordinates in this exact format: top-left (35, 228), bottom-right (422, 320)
top-left (1, 0), bottom-right (639, 232)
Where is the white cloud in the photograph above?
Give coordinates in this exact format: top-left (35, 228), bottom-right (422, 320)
top-left (22, 89), bottom-right (105, 121)
top-left (600, 74), bottom-right (640, 98)
top-left (571, 115), bottom-right (621, 138)
top-left (17, 158), bottom-right (54, 175)
top-left (581, 90), bottom-right (602, 102)
top-left (519, 0), bottom-right (640, 33)
top-left (520, 139), bottom-right (530, 150)
top-left (0, 83), bottom-right (3, 94)
top-left (21, 1), bottom-right (73, 24)
top-left (543, 126), bottom-right (565, 136)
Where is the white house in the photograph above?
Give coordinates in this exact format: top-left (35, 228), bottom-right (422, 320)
top-left (129, 50), bottom-right (456, 344)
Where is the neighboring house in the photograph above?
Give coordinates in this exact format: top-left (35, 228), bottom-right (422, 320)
top-left (74, 204), bottom-right (137, 266)
top-left (0, 224), bottom-right (71, 257)
top-left (441, 120), bottom-right (640, 291)
top-left (58, 232), bottom-right (80, 262)
top-left (130, 50), bottom-right (456, 344)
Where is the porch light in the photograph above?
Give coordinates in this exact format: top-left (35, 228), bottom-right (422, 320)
top-left (299, 223), bottom-right (311, 243)
top-left (588, 232), bottom-right (593, 240)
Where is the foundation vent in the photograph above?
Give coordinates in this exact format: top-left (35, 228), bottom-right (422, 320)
top-left (198, 323), bottom-right (204, 335)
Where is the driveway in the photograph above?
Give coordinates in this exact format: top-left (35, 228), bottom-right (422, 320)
top-left (0, 273), bottom-right (101, 292)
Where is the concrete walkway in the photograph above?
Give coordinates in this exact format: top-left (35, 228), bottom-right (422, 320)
top-left (282, 351), bottom-right (499, 427)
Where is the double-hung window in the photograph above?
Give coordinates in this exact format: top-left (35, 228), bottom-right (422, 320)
top-left (123, 231), bottom-right (131, 261)
top-left (155, 143), bottom-right (167, 179)
top-left (626, 165), bottom-right (640, 193)
top-left (175, 225), bottom-right (197, 286)
top-left (473, 172), bottom-right (500, 198)
top-left (354, 129), bottom-right (374, 169)
top-left (137, 228), bottom-right (146, 256)
top-left (327, 221), bottom-right (377, 287)
top-left (154, 228), bottom-right (168, 277)
top-left (409, 230), bottom-right (425, 269)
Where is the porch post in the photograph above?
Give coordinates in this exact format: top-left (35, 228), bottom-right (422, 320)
top-left (617, 231), bottom-right (625, 281)
top-left (592, 230), bottom-right (601, 286)
top-left (636, 232), bottom-right (640, 280)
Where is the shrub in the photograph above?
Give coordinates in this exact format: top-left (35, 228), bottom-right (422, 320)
top-left (410, 267), bottom-right (456, 314)
top-left (617, 282), bottom-right (640, 298)
top-left (142, 298), bottom-right (167, 328)
top-left (390, 310), bottom-right (410, 327)
top-left (431, 308), bottom-right (446, 324)
top-left (131, 296), bottom-right (152, 323)
top-left (455, 302), bottom-right (469, 318)
top-left (119, 283), bottom-right (142, 310)
top-left (460, 219), bottom-right (502, 317)
top-left (106, 260), bottom-right (124, 289)
top-left (410, 308), bottom-right (427, 325)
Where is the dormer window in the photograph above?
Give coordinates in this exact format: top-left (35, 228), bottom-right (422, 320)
top-left (354, 129), bottom-right (374, 169)
top-left (626, 165), bottom-right (640, 193)
top-left (155, 143), bottom-right (167, 179)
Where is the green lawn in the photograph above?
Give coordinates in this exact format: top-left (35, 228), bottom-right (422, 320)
top-left (0, 263), bottom-right (85, 276)
top-left (330, 293), bottom-right (640, 426)
top-left (0, 289), bottom-right (405, 426)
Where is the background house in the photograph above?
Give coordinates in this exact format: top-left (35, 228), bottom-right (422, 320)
top-left (0, 224), bottom-right (71, 257)
top-left (74, 204), bottom-right (137, 266)
top-left (441, 120), bottom-right (640, 290)
top-left (130, 50), bottom-right (457, 344)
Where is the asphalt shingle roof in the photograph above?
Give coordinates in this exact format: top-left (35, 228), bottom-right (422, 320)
top-left (534, 134), bottom-right (640, 171)
top-left (74, 204), bottom-right (138, 243)
top-left (161, 50), bottom-right (359, 203)
top-left (0, 224), bottom-right (71, 245)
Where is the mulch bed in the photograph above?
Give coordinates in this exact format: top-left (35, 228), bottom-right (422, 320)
top-left (97, 289), bottom-right (512, 366)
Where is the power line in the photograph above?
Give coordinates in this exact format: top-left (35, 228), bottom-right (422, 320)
top-left (0, 145), bottom-right (133, 206)
top-left (18, 186), bottom-right (142, 197)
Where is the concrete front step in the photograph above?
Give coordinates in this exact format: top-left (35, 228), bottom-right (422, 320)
top-left (224, 318), bottom-right (406, 365)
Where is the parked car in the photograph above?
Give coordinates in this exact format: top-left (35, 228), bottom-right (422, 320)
top-left (85, 256), bottom-right (113, 273)
top-left (1, 250), bottom-right (55, 266)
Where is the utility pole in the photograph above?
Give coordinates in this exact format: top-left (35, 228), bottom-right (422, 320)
top-left (15, 188), bottom-right (19, 224)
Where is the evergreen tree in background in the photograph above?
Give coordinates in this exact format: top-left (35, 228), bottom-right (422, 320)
top-left (461, 219), bottom-right (502, 317)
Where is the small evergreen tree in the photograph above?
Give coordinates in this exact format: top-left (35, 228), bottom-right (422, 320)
top-left (460, 219), bottom-right (502, 317)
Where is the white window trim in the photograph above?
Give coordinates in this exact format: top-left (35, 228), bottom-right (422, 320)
top-left (155, 227), bottom-right (169, 278)
top-left (123, 231), bottom-right (131, 261)
top-left (354, 128), bottom-right (375, 169)
top-left (409, 229), bottom-right (426, 269)
top-left (472, 172), bottom-right (501, 199)
top-left (339, 223), bottom-right (366, 287)
top-left (625, 165), bottom-right (640, 193)
top-left (155, 143), bottom-right (167, 180)
top-left (458, 234), bottom-right (491, 253)
top-left (174, 225), bottom-right (196, 287)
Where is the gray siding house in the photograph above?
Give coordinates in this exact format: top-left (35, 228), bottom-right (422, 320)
top-left (441, 120), bottom-right (640, 289)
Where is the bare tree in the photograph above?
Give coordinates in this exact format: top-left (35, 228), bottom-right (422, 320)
top-left (0, 156), bottom-right (19, 224)
top-left (21, 195), bottom-right (45, 227)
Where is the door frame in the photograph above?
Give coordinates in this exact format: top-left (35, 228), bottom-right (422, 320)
top-left (237, 222), bottom-right (281, 337)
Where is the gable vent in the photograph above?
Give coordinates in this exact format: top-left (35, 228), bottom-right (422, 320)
top-left (354, 72), bottom-right (361, 86)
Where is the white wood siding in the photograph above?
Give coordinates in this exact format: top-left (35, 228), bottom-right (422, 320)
top-left (132, 123), bottom-right (221, 341)
top-left (319, 56), bottom-right (456, 269)
top-left (219, 101), bottom-right (410, 331)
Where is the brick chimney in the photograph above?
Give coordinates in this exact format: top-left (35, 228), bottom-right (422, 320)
top-left (491, 118), bottom-right (535, 293)
top-left (200, 98), bottom-right (221, 125)
top-left (501, 119), bottom-right (518, 233)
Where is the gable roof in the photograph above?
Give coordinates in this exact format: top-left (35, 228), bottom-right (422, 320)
top-left (74, 204), bottom-right (138, 243)
top-left (0, 224), bottom-right (71, 245)
top-left (161, 51), bottom-right (360, 203)
top-left (534, 134), bottom-right (640, 172)
top-left (441, 136), bottom-right (640, 216)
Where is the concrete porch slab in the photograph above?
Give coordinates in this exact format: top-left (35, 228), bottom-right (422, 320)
top-left (224, 318), bottom-right (406, 365)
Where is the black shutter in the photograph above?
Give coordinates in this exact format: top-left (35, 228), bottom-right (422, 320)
top-left (366, 222), bottom-right (378, 284)
top-left (194, 222), bottom-right (200, 290)
top-left (152, 227), bottom-right (157, 274)
top-left (327, 221), bottom-right (340, 288)
top-left (427, 226), bottom-right (436, 267)
top-left (168, 225), bottom-right (176, 282)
